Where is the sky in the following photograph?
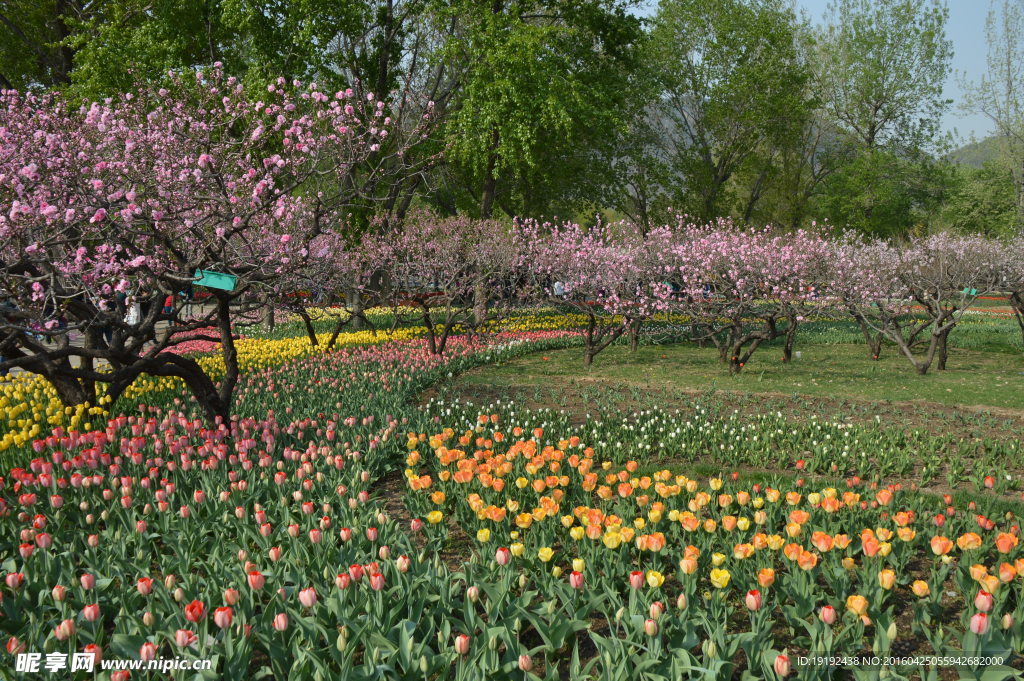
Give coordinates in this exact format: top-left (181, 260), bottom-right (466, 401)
top-left (636, 0), bottom-right (998, 144)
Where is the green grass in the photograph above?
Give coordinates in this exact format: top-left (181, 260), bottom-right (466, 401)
top-left (453, 340), bottom-right (1024, 411)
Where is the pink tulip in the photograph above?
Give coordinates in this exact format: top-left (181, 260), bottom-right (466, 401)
top-left (80, 573), bottom-right (95, 590)
top-left (410, 518), bottom-right (424, 532)
top-left (247, 571), bottom-right (265, 590)
top-left (366, 526), bottom-right (378, 541)
top-left (745, 589), bottom-right (762, 611)
top-left (643, 619), bottom-right (658, 636)
top-left (774, 654), bottom-right (791, 677)
top-left (175, 629), bottom-right (196, 648)
top-left (214, 607), bottom-right (233, 629)
top-left (819, 605), bottom-right (837, 625)
top-left (396, 555), bottom-right (411, 573)
top-left (974, 590), bottom-right (994, 612)
top-left (223, 588), bottom-right (240, 605)
top-left (454, 634), bottom-right (470, 655)
top-left (495, 547), bottom-right (511, 566)
top-left (518, 654), bottom-right (533, 672)
top-left (369, 572), bottom-right (386, 591)
top-left (51, 584), bottom-right (67, 601)
top-left (273, 612), bottom-right (289, 632)
top-left (348, 564), bottom-right (364, 582)
top-left (970, 612), bottom-right (989, 635)
top-left (629, 571), bottom-right (644, 590)
top-left (35, 533), bottom-right (51, 549)
top-left (569, 571), bottom-right (585, 589)
top-left (18, 543), bottom-right (33, 559)
top-left (298, 587), bottom-right (318, 608)
top-left (54, 619), bottom-right (75, 641)
top-left (339, 527), bottom-right (352, 542)
top-left (268, 546), bottom-right (282, 562)
top-left (82, 603), bottom-right (100, 622)
top-left (5, 573), bottom-right (23, 590)
top-left (140, 641), bottom-right (158, 661)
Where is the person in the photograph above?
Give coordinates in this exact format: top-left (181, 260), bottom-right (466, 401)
top-left (162, 293), bottom-right (174, 318)
top-left (553, 281), bottom-right (566, 300)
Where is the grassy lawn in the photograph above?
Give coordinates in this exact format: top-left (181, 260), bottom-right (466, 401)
top-left (451, 340), bottom-right (1024, 411)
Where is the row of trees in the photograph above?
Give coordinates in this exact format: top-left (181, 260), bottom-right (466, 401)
top-left (4, 0), bottom-right (1022, 237)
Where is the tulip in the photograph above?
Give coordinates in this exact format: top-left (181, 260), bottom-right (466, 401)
top-left (82, 603), bottom-right (100, 622)
top-left (273, 613), bottom-right (289, 632)
top-left (268, 546), bottom-right (282, 562)
top-left (911, 580), bottom-right (930, 598)
top-left (643, 618), bottom-right (658, 636)
top-left (335, 573), bottom-right (351, 590)
top-left (467, 586), bottom-right (480, 602)
top-left (774, 654), bottom-right (791, 677)
top-left (366, 527), bottom-right (378, 541)
top-left (5, 573), bottom-right (23, 591)
top-left (137, 577), bottom-right (153, 596)
top-left (974, 590), bottom-right (994, 613)
top-left (184, 600), bottom-right (206, 623)
top-left (676, 592), bottom-right (687, 610)
top-left (80, 573), bottom-right (95, 590)
top-left (970, 612), bottom-right (989, 635)
top-left (82, 644), bottom-right (102, 664)
top-left (54, 619), bottom-right (75, 641)
top-left (214, 606), bottom-right (233, 629)
top-left (649, 601), bottom-right (664, 620)
top-left (140, 642), bottom-right (158, 661)
top-left (175, 630), bottom-right (196, 648)
top-left (454, 634), bottom-right (470, 655)
top-left (247, 571), bottom-right (266, 590)
top-left (1002, 613), bottom-right (1014, 630)
top-left (294, 586), bottom-right (317, 609)
top-left (878, 570), bottom-right (896, 590)
top-left (349, 564), bottom-right (364, 582)
top-left (495, 547), bottom-right (511, 566)
top-left (629, 571), bottom-right (644, 589)
top-left (569, 571), bottom-right (585, 589)
top-left (646, 570), bottom-right (665, 588)
top-left (745, 589), bottom-right (762, 611)
top-left (224, 588), bottom-right (240, 605)
top-left (51, 584), bottom-right (67, 602)
top-left (369, 572), bottom-right (386, 591)
top-left (142, 612), bottom-right (154, 627)
top-left (518, 654), bottom-right (533, 672)
top-left (396, 555), bottom-right (411, 573)
top-left (709, 568), bottom-right (730, 589)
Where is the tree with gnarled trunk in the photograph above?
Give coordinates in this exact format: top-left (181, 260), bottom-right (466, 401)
top-left (0, 67), bottom-right (431, 423)
top-left (520, 219), bottom-right (670, 367)
top-left (363, 210), bottom-right (519, 355)
top-left (831, 234), bottom-right (1006, 375)
top-left (664, 220), bottom-right (831, 374)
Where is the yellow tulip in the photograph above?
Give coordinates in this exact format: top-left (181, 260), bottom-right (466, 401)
top-left (538, 547), bottom-right (554, 562)
top-left (709, 569), bottom-right (731, 589)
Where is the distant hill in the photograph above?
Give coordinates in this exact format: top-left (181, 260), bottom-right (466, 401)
top-left (948, 136), bottom-right (1003, 167)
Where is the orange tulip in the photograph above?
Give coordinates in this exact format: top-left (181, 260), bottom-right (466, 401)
top-left (930, 535), bottom-right (953, 555)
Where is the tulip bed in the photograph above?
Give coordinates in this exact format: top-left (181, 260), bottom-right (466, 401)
top-left (1, 320), bottom-right (1023, 679)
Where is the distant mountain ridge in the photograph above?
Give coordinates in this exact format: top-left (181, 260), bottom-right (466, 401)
top-left (948, 136), bottom-right (1003, 167)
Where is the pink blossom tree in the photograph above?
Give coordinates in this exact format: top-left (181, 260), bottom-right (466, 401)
top-left (831, 234), bottom-right (1006, 374)
top-left (363, 210), bottom-right (520, 355)
top-left (520, 219), bottom-right (670, 366)
top-left (0, 67), bottom-right (430, 421)
top-left (1007, 235), bottom-right (1024, 345)
top-left (664, 220), bottom-right (832, 373)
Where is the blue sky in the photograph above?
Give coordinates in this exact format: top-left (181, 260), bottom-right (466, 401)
top-left (637, 0), bottom-right (996, 143)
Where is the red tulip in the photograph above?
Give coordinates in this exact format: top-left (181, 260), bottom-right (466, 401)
top-left (348, 564), bottom-right (364, 582)
top-left (18, 543), bottom-right (33, 559)
top-left (183, 600), bottom-right (206, 623)
top-left (335, 573), bottom-right (351, 590)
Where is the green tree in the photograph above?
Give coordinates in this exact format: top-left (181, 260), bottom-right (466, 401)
top-left (814, 0), bottom-right (953, 236)
top-left (0, 0), bottom-right (83, 89)
top-left (962, 0), bottom-right (1024, 230)
top-left (440, 0), bottom-right (644, 219)
top-left (944, 160), bottom-right (1018, 237)
top-left (647, 0), bottom-right (812, 222)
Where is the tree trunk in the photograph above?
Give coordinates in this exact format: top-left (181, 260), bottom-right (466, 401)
top-left (781, 317), bottom-right (798, 363)
top-left (215, 294), bottom-right (240, 419)
top-left (347, 289), bottom-right (364, 330)
top-left (628, 319), bottom-right (641, 353)
top-left (296, 308), bottom-right (318, 346)
top-left (263, 304), bottom-right (276, 333)
top-left (480, 128), bottom-right (500, 219)
top-left (473, 282), bottom-right (488, 326)
top-left (935, 327), bottom-right (952, 371)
